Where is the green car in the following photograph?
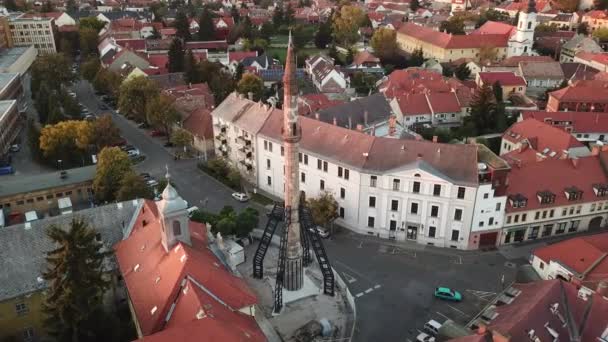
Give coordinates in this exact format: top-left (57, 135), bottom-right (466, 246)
top-left (434, 287), bottom-right (462, 302)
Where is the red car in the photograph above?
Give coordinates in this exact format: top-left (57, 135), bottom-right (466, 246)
top-left (111, 138), bottom-right (127, 146)
top-left (150, 130), bottom-right (166, 137)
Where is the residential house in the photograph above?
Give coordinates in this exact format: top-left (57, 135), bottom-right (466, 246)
top-left (499, 118), bottom-right (590, 164)
top-left (561, 62), bottom-right (599, 83)
top-left (559, 34), bottom-right (603, 63)
top-left (19, 12), bottom-right (75, 27)
top-left (297, 93), bottom-right (344, 117)
top-left (581, 10), bottom-right (608, 32)
top-left (114, 183), bottom-right (265, 341)
top-left (501, 152), bottom-right (607, 245)
top-left (306, 55), bottom-right (349, 94)
top-left (476, 72), bottom-right (527, 96)
top-left (573, 52), bottom-right (608, 73)
top-left (530, 233), bottom-right (608, 291)
top-left (241, 54), bottom-right (276, 72)
top-left (346, 51), bottom-right (383, 72)
top-left (483, 55), bottom-right (554, 74)
top-left (521, 110), bottom-right (608, 143)
top-left (495, 0), bottom-right (552, 17)
top-left (547, 12), bottom-right (579, 30)
top-left (518, 61), bottom-right (564, 89)
top-left (316, 93), bottom-right (394, 131)
top-left (547, 80), bottom-right (608, 112)
top-left (390, 92), bottom-right (466, 127)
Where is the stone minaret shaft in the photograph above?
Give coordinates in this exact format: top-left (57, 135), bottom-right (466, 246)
top-left (282, 32), bottom-right (303, 291)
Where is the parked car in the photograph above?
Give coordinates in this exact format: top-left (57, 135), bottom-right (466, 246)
top-left (423, 320), bottom-right (442, 337)
top-left (9, 144), bottom-right (20, 152)
top-left (121, 144), bottom-right (134, 151)
top-left (308, 226), bottom-right (330, 238)
top-left (146, 179), bottom-right (159, 188)
top-left (127, 149), bottom-right (140, 157)
top-left (231, 192), bottom-right (250, 202)
top-left (139, 172), bottom-right (151, 180)
top-left (434, 287), bottom-right (462, 302)
top-left (137, 122), bottom-right (150, 129)
top-left (150, 129), bottom-right (166, 137)
top-left (84, 115), bottom-right (95, 122)
top-left (0, 165), bottom-right (14, 175)
top-left (416, 332), bottom-right (435, 342)
top-left (187, 206), bottom-right (199, 217)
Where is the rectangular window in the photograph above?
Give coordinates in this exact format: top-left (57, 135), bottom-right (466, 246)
top-left (542, 210), bottom-right (547, 219)
top-left (496, 202), bottom-right (501, 211)
top-left (15, 302), bottom-right (28, 316)
top-left (410, 202), bottom-right (418, 214)
top-left (344, 169), bottom-right (349, 180)
top-left (301, 172), bottom-right (306, 183)
top-left (568, 220), bottom-right (580, 232)
top-left (320, 180), bottom-right (325, 190)
top-left (338, 166), bottom-right (343, 177)
top-left (457, 187), bottom-right (465, 199)
top-left (489, 217), bottom-right (494, 225)
top-left (479, 221), bottom-right (484, 227)
top-left (451, 230), bottom-right (460, 241)
top-left (17, 200), bottom-right (24, 205)
top-left (317, 159), bottom-right (322, 170)
top-left (268, 142), bottom-right (273, 152)
top-left (393, 179), bottom-right (400, 191)
top-left (26, 198), bottom-right (34, 203)
top-left (370, 175), bottom-right (377, 187)
top-left (267, 176), bottom-right (272, 186)
top-left (549, 209), bottom-right (554, 218)
top-left (522, 213), bottom-right (527, 222)
top-left (542, 224), bottom-right (553, 237)
top-left (591, 203), bottom-right (597, 212)
top-left (556, 222), bottom-right (567, 234)
top-left (433, 184), bottom-right (441, 196)
top-left (569, 207), bottom-right (574, 215)
top-left (299, 153), bottom-right (302, 163)
top-left (367, 216), bottom-right (375, 228)
top-left (391, 200), bottom-right (399, 211)
top-left (339, 207), bottom-right (345, 218)
top-left (562, 208), bottom-right (567, 216)
top-left (22, 328), bottom-right (34, 341)
top-left (430, 205), bottom-right (439, 217)
top-left (576, 206), bottom-right (581, 214)
top-left (36, 196), bottom-right (44, 201)
top-left (528, 226), bottom-right (540, 240)
top-left (264, 140), bottom-right (268, 150)
top-left (428, 226), bottom-right (436, 238)
top-left (304, 154), bottom-right (308, 165)
top-left (340, 188), bottom-right (345, 199)
top-left (323, 161), bottom-right (328, 172)
top-left (514, 214), bottom-right (519, 223)
top-left (281, 146), bottom-right (284, 156)
top-left (454, 209), bottom-right (462, 221)
top-left (413, 181), bottom-right (420, 193)
top-left (535, 212), bottom-right (540, 220)
top-left (369, 196), bottom-right (376, 208)
top-left (266, 159), bottom-right (271, 169)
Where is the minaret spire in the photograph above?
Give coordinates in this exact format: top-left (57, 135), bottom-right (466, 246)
top-left (282, 29), bottom-right (303, 291)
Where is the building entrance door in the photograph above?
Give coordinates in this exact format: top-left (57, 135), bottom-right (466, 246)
top-left (407, 226), bottom-right (417, 240)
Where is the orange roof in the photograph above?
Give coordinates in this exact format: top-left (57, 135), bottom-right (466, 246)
top-left (398, 22), bottom-right (509, 49)
top-left (549, 80), bottom-right (608, 104)
top-left (502, 118), bottom-right (584, 156)
top-left (534, 233), bottom-right (608, 279)
top-left (114, 200), bottom-right (259, 339)
top-left (478, 72), bottom-right (526, 86)
top-left (471, 21), bottom-right (515, 36)
top-left (583, 10), bottom-right (608, 20)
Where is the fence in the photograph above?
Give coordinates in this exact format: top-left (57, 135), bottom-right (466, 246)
top-left (332, 267), bottom-right (357, 342)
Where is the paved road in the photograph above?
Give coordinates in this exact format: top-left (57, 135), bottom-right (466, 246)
top-left (323, 231), bottom-right (520, 342)
top-left (71, 80), bottom-right (249, 214)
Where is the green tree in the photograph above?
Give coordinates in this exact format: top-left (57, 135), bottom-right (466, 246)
top-left (315, 18), bottom-right (333, 48)
top-left (209, 69), bottom-right (236, 104)
top-left (173, 10), bottom-right (191, 41)
top-left (371, 27), bottom-right (397, 61)
top-left (79, 27), bottom-right (99, 57)
top-left (81, 57), bottom-right (101, 82)
top-left (90, 114), bottom-right (121, 151)
top-left (307, 192), bottom-right (339, 227)
top-left (578, 22), bottom-right (589, 35)
top-left (234, 207), bottom-right (259, 237)
top-left (260, 22), bottom-right (274, 40)
top-left (455, 63), bottom-right (471, 80)
top-left (183, 49), bottom-right (200, 84)
top-left (231, 6), bottom-right (241, 23)
top-left (168, 38), bottom-right (185, 72)
top-left (284, 3), bottom-right (295, 25)
top-left (171, 127), bottom-right (194, 151)
top-left (410, 0), bottom-right (420, 11)
top-left (93, 147), bottom-right (134, 202)
top-left (596, 0), bottom-right (608, 10)
top-left (31, 54), bottom-right (76, 96)
top-left (332, 5), bottom-right (366, 46)
top-left (351, 71), bottom-right (379, 95)
top-left (116, 172), bottom-right (154, 201)
top-left (92, 69), bottom-right (122, 97)
top-left (197, 8), bottom-right (216, 41)
top-left (272, 4), bottom-right (284, 28)
top-left (39, 120), bottom-right (93, 167)
top-left (151, 2), bottom-right (168, 21)
top-left (409, 47), bottom-right (424, 67)
top-left (41, 1), bottom-right (54, 12)
top-left (535, 23), bottom-right (558, 34)
top-left (4, 0), bottom-right (19, 11)
top-left (79, 17), bottom-right (106, 32)
top-left (292, 25), bottom-right (310, 49)
top-left (237, 73), bottom-right (264, 101)
top-left (42, 218), bottom-right (110, 342)
top-left (66, 0), bottom-right (78, 12)
top-left (440, 18), bottom-right (465, 35)
top-left (467, 84), bottom-right (498, 135)
top-left (118, 76), bottom-right (160, 122)
top-left (593, 27), bottom-right (608, 42)
top-left (147, 94), bottom-right (181, 136)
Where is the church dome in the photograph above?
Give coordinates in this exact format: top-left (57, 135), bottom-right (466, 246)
top-left (157, 168), bottom-right (188, 214)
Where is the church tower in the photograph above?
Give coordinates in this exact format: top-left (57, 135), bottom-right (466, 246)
top-left (157, 167), bottom-right (191, 252)
top-left (509, 0), bottom-right (537, 56)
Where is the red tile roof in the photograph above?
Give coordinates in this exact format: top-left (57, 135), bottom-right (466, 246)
top-left (498, 0), bottom-right (550, 12)
top-left (478, 72), bottom-right (527, 87)
top-left (114, 200), bottom-right (259, 338)
top-left (583, 10), bottom-right (608, 20)
top-left (116, 38), bottom-right (147, 51)
top-left (229, 51), bottom-right (258, 63)
top-left (298, 93), bottom-right (344, 116)
top-left (146, 54), bottom-right (169, 69)
top-left (183, 108), bottom-right (213, 139)
top-left (575, 51), bottom-right (608, 67)
top-left (397, 22), bottom-right (509, 49)
top-left (471, 21), bottom-right (515, 36)
top-left (549, 80), bottom-right (608, 104)
top-left (498, 55), bottom-right (554, 67)
top-left (504, 154), bottom-right (607, 212)
top-left (522, 110), bottom-right (608, 134)
top-left (503, 118), bottom-right (584, 155)
top-left (533, 233), bottom-right (608, 287)
top-left (352, 51), bottom-right (380, 66)
top-left (20, 11), bottom-right (63, 19)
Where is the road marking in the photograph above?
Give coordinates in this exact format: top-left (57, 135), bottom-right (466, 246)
top-left (436, 311), bottom-right (450, 320)
top-left (365, 288), bottom-right (373, 294)
top-left (466, 289), bottom-right (497, 301)
top-left (374, 284), bottom-right (381, 289)
top-left (355, 292), bottom-right (364, 298)
top-left (447, 305), bottom-right (470, 317)
top-left (452, 256), bottom-right (463, 264)
top-left (342, 272), bottom-right (357, 284)
top-left (357, 241), bottom-right (363, 248)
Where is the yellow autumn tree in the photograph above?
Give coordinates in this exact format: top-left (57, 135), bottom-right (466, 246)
top-left (39, 120), bottom-right (94, 166)
top-left (331, 5), bottom-right (366, 46)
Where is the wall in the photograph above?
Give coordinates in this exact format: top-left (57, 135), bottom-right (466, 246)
top-left (0, 181), bottom-right (94, 217)
top-left (0, 100), bottom-right (19, 155)
top-left (9, 19), bottom-right (57, 54)
top-left (0, 291), bottom-right (46, 342)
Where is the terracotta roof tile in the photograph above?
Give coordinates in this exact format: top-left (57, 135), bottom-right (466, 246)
top-left (398, 22), bottom-right (509, 49)
top-left (478, 72), bottom-right (527, 86)
top-left (522, 110), bottom-right (608, 134)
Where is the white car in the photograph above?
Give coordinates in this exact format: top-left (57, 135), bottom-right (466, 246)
top-left (127, 148), bottom-right (140, 157)
top-left (9, 144), bottom-right (20, 152)
top-left (231, 192), bottom-right (250, 202)
top-left (308, 226), bottom-right (330, 238)
top-left (146, 179), bottom-right (159, 188)
top-left (416, 332), bottom-right (435, 342)
top-left (187, 206), bottom-right (199, 217)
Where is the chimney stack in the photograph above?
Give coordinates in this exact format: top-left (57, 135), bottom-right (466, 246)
top-left (364, 110), bottom-right (369, 126)
top-left (333, 117), bottom-right (337, 126)
top-left (248, 92), bottom-right (254, 100)
top-left (315, 112), bottom-right (320, 120)
top-left (597, 280), bottom-right (608, 296)
top-left (432, 135), bottom-right (438, 143)
top-left (356, 124), bottom-right (364, 131)
top-left (348, 116), bottom-right (353, 129)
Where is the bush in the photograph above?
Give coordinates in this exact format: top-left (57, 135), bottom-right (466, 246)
top-left (198, 158), bottom-right (241, 191)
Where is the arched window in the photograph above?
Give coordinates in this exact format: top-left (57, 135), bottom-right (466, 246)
top-left (527, 21), bottom-right (532, 29)
top-left (173, 221), bottom-right (181, 236)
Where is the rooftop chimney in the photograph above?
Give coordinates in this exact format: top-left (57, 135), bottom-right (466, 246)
top-left (333, 117), bottom-right (337, 126)
top-left (432, 135), bottom-right (438, 143)
top-left (356, 124), bottom-right (364, 131)
top-left (348, 116), bottom-right (353, 129)
top-left (364, 110), bottom-right (369, 126)
top-left (315, 112), bottom-right (320, 120)
top-left (248, 92), bottom-right (253, 100)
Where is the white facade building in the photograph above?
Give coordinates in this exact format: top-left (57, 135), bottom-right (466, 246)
top-left (507, 0), bottom-right (537, 57)
top-left (8, 16), bottom-right (56, 54)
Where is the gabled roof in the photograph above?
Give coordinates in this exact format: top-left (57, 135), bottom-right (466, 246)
top-left (561, 62), bottom-right (599, 81)
top-left (298, 94), bottom-right (344, 116)
top-left (114, 200), bottom-right (259, 337)
top-left (503, 118), bottom-right (585, 154)
top-left (318, 93), bottom-right (393, 127)
top-left (498, 55), bottom-right (554, 67)
top-left (183, 108), bottom-right (213, 139)
top-left (397, 22), bottom-right (509, 49)
top-left (562, 35), bottom-right (603, 53)
top-left (351, 51), bottom-right (380, 67)
top-left (519, 61), bottom-right (565, 80)
top-left (471, 21), bottom-right (515, 36)
top-left (549, 80), bottom-right (608, 104)
top-left (478, 72), bottom-right (526, 86)
top-left (522, 110), bottom-right (608, 134)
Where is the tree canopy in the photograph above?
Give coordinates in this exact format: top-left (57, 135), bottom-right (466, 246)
top-left (237, 73), bottom-right (264, 101)
top-left (168, 38), bottom-right (185, 72)
top-left (371, 28), bottom-right (397, 61)
top-left (307, 192), bottom-right (339, 227)
top-left (331, 5), bottom-right (366, 46)
top-left (147, 94), bottom-right (181, 136)
top-left (93, 147), bottom-right (134, 202)
top-left (197, 7), bottom-right (216, 41)
top-left (118, 76), bottom-right (160, 123)
top-left (173, 10), bottom-right (192, 40)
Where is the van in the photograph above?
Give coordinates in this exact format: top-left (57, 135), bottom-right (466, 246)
top-left (423, 320), bottom-right (442, 337)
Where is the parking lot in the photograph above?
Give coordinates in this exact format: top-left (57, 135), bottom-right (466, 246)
top-left (323, 231), bottom-right (520, 342)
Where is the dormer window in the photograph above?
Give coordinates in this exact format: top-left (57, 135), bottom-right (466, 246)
top-left (536, 191), bottom-right (556, 205)
top-left (593, 184), bottom-right (608, 197)
top-left (564, 187), bottom-right (583, 201)
top-left (509, 194), bottom-right (527, 208)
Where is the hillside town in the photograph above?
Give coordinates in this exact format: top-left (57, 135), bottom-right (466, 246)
top-left (1, 0), bottom-right (608, 340)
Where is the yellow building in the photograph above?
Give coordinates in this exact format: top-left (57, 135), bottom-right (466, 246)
top-left (396, 23), bottom-right (509, 63)
top-left (0, 292), bottom-right (46, 342)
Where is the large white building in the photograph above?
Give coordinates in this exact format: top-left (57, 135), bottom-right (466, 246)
top-left (212, 93), bottom-right (508, 250)
top-left (508, 0), bottom-right (538, 57)
top-left (8, 14), bottom-right (57, 54)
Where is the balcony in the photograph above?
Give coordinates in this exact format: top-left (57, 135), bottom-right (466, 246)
top-left (215, 134), bottom-right (227, 144)
top-left (236, 135), bottom-right (252, 146)
top-left (237, 146), bottom-right (252, 158)
top-left (239, 159), bottom-right (254, 171)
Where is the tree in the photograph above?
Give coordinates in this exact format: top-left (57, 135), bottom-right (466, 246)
top-left (593, 27), bottom-right (608, 42)
top-left (440, 18), bottom-right (465, 35)
top-left (478, 45), bottom-right (498, 64)
top-left (534, 23), bottom-right (558, 34)
top-left (578, 22), bottom-right (589, 35)
top-left (118, 76), bottom-right (160, 122)
top-left (331, 5), bottom-right (366, 46)
top-left (234, 207), bottom-right (259, 237)
top-left (284, 3), bottom-right (295, 26)
top-left (371, 28), bottom-right (397, 61)
top-left (151, 2), bottom-right (168, 22)
top-left (90, 114), bottom-right (121, 151)
top-left (4, 0), bottom-right (19, 11)
top-left (596, 0), bottom-right (608, 9)
top-left (173, 10), bottom-right (191, 41)
top-left (80, 17), bottom-right (107, 32)
top-left (351, 71), bottom-right (379, 95)
top-left (116, 172), bottom-right (154, 201)
top-left (455, 63), bottom-right (471, 80)
top-left (197, 8), bottom-right (216, 41)
top-left (93, 147), bottom-right (134, 202)
top-left (168, 38), bottom-right (185, 72)
top-left (41, 1), bottom-right (54, 12)
top-left (243, 38), bottom-right (269, 54)
top-left (553, 0), bottom-right (578, 12)
top-left (207, 206), bottom-right (258, 237)
top-left (410, 0), bottom-right (420, 11)
top-left (467, 84), bottom-right (499, 135)
top-left (307, 192), bottom-right (339, 227)
top-left (260, 22), bottom-right (274, 40)
top-left (31, 54), bottom-right (76, 96)
top-left (42, 218), bottom-right (110, 342)
top-left (272, 4), bottom-right (284, 29)
top-left (409, 47), bottom-right (424, 67)
top-left (66, 0), bottom-right (78, 13)
top-left (171, 127), bottom-right (194, 151)
top-left (315, 19), bottom-right (333, 48)
top-left (79, 27), bottom-right (99, 57)
top-left (39, 120), bottom-right (93, 167)
top-left (81, 57), bottom-right (100, 82)
top-left (92, 69), bottom-right (122, 97)
top-left (292, 25), bottom-right (310, 49)
top-left (147, 94), bottom-right (181, 136)
top-left (183, 49), bottom-right (199, 84)
top-left (237, 73), bottom-right (264, 101)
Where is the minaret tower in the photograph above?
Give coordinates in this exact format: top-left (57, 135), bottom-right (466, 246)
top-left (509, 0), bottom-right (537, 56)
top-left (282, 32), bottom-right (304, 291)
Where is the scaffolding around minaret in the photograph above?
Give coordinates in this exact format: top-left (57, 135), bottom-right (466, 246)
top-left (251, 32), bottom-right (335, 314)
